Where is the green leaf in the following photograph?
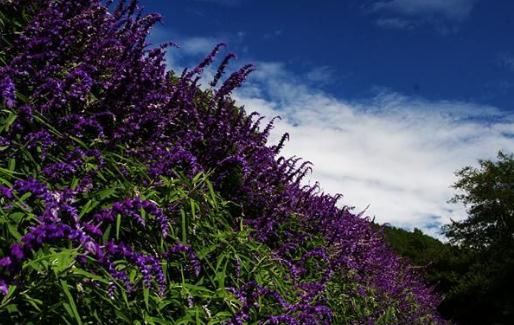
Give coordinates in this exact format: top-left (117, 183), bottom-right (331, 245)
top-left (181, 209), bottom-right (187, 243)
top-left (206, 181), bottom-right (218, 208)
top-left (60, 280), bottom-right (82, 325)
top-left (7, 223), bottom-right (21, 240)
top-left (97, 186), bottom-right (118, 200)
top-left (0, 285), bottom-right (17, 308)
top-left (143, 286), bottom-right (150, 311)
top-left (0, 111), bottom-right (17, 133)
top-left (116, 213), bottom-right (121, 240)
top-left (17, 192), bottom-right (32, 203)
top-left (72, 268), bottom-right (108, 283)
top-left (7, 158), bottom-right (15, 172)
top-left (102, 224), bottom-right (112, 243)
top-left (79, 199), bottom-right (99, 218)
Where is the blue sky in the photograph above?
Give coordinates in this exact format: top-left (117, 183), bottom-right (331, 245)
top-left (141, 0), bottom-right (514, 238)
top-left (143, 0), bottom-right (514, 110)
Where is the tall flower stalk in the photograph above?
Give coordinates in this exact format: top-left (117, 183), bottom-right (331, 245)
top-left (0, 0), bottom-right (445, 323)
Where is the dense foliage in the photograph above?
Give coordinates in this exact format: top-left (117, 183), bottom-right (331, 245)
top-left (384, 153), bottom-right (514, 325)
top-left (383, 226), bottom-right (464, 294)
top-left (440, 152), bottom-right (514, 325)
top-left (0, 0), bottom-right (445, 323)
top-left (382, 227), bottom-right (471, 322)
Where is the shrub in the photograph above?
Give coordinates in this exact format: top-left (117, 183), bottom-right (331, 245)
top-left (0, 1), bottom-right (445, 323)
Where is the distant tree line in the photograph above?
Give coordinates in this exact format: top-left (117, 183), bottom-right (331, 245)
top-left (383, 152), bottom-right (514, 325)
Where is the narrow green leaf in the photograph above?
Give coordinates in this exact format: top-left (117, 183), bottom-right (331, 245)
top-left (7, 223), bottom-right (21, 240)
top-left (116, 213), bottom-right (121, 240)
top-left (102, 224), bottom-right (112, 243)
top-left (0, 285), bottom-right (16, 309)
top-left (60, 280), bottom-right (82, 325)
top-left (181, 209), bottom-right (187, 243)
top-left (143, 286), bottom-right (150, 311)
top-left (7, 158), bottom-right (15, 172)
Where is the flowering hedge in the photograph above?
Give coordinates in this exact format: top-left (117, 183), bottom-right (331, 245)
top-left (0, 1), bottom-right (445, 323)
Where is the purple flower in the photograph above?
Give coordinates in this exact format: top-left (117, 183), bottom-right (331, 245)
top-left (66, 68), bottom-right (93, 101)
top-left (10, 244), bottom-right (25, 261)
top-left (267, 315), bottom-right (299, 325)
top-left (60, 115), bottom-right (104, 138)
top-left (83, 223), bottom-right (103, 237)
top-left (96, 197), bottom-right (169, 238)
top-left (166, 244), bottom-right (201, 277)
top-left (104, 241), bottom-right (165, 293)
top-left (24, 130), bottom-right (55, 159)
top-left (0, 75), bottom-right (15, 108)
top-left (0, 0), bottom-right (445, 321)
top-left (186, 43), bottom-right (225, 79)
top-left (0, 185), bottom-right (13, 199)
top-left (210, 53), bottom-right (236, 87)
top-left (0, 280), bottom-right (8, 296)
top-left (141, 200), bottom-right (169, 238)
top-left (0, 257), bottom-right (12, 268)
top-left (0, 136), bottom-right (9, 148)
top-left (43, 161), bottom-right (79, 180)
top-left (215, 64), bottom-right (254, 99)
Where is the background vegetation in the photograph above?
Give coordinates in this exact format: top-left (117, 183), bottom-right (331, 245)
top-left (384, 152), bottom-right (514, 325)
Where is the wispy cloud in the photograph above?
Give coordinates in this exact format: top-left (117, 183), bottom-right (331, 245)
top-left (179, 37), bottom-right (219, 56)
top-left (263, 30), bottom-right (283, 40)
top-left (157, 34), bottom-right (219, 71)
top-left (370, 0), bottom-right (479, 33)
top-left (499, 53), bottom-right (514, 72)
top-left (190, 0), bottom-right (244, 6)
top-left (152, 33), bottom-right (514, 238)
top-left (305, 66), bottom-right (336, 84)
top-left (372, 0), bottom-right (478, 20)
top-left (375, 17), bottom-right (413, 30)
top-left (234, 62), bottom-right (514, 238)
top-left (148, 27), bottom-right (243, 73)
top-left (162, 38), bottom-right (215, 72)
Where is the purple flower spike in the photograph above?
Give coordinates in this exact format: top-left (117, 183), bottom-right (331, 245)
top-left (166, 244), bottom-right (201, 277)
top-left (10, 244), bottom-right (25, 261)
top-left (0, 279), bottom-right (8, 296)
top-left (0, 185), bottom-right (13, 199)
top-left (66, 68), bottom-right (93, 101)
top-left (0, 257), bottom-right (12, 268)
top-left (0, 75), bottom-right (15, 108)
top-left (0, 0), bottom-right (446, 321)
top-left (267, 315), bottom-right (299, 325)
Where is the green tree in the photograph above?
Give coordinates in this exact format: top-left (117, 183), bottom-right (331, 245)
top-left (383, 226), bottom-right (467, 294)
top-left (440, 151), bottom-right (514, 324)
top-left (444, 151), bottom-right (514, 249)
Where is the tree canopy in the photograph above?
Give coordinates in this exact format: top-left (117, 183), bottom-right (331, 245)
top-left (444, 151), bottom-right (514, 250)
top-left (438, 152), bottom-right (514, 324)
top-left (383, 153), bottom-right (514, 324)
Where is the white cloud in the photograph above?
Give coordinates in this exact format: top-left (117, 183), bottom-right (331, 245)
top-left (146, 27), bottom-right (216, 71)
top-left (499, 53), bottom-right (514, 72)
top-left (375, 17), bottom-right (413, 29)
top-left (164, 36), bottom-right (219, 72)
top-left (179, 37), bottom-right (219, 56)
top-left (152, 33), bottom-right (514, 238)
top-left (234, 62), bottom-right (514, 239)
top-left (263, 30), bottom-right (283, 40)
top-left (190, 0), bottom-right (243, 6)
top-left (147, 27), bottom-right (240, 74)
top-left (305, 66), bottom-right (336, 84)
top-left (166, 37), bottom-right (219, 72)
top-left (373, 0), bottom-right (478, 20)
